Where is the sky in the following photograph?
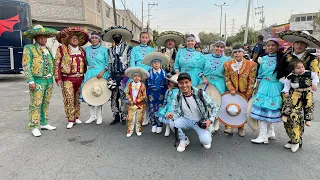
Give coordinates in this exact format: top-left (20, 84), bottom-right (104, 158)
top-left (105, 0), bottom-right (320, 37)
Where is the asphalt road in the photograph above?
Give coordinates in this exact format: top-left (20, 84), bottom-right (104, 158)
top-left (0, 74), bottom-right (319, 180)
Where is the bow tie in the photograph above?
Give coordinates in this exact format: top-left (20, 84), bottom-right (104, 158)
top-left (132, 84), bottom-right (140, 90)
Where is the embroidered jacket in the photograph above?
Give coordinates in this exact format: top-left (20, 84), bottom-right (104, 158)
top-left (284, 47), bottom-right (320, 78)
top-left (224, 59), bottom-right (257, 97)
top-left (160, 47), bottom-right (177, 73)
top-left (108, 43), bottom-right (132, 77)
top-left (54, 45), bottom-right (86, 81)
top-left (126, 82), bottom-right (147, 109)
top-left (171, 87), bottom-right (220, 122)
top-left (22, 44), bottom-right (54, 83)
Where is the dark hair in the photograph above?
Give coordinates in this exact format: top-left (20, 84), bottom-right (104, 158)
top-left (258, 35), bottom-right (264, 41)
top-left (140, 31), bottom-right (149, 38)
top-left (273, 51), bottom-right (287, 79)
top-left (288, 59), bottom-right (305, 72)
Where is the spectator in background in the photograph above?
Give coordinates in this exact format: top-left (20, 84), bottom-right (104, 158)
top-left (252, 35), bottom-right (265, 62)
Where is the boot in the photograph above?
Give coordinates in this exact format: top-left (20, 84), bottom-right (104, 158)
top-left (238, 126), bottom-right (245, 137)
top-left (110, 113), bottom-right (120, 125)
top-left (224, 126), bottom-right (233, 135)
top-left (266, 123), bottom-right (276, 140)
top-left (96, 106), bottom-right (102, 125)
top-left (164, 125), bottom-right (170, 137)
top-left (85, 106), bottom-right (97, 124)
top-left (251, 121), bottom-right (268, 144)
top-left (213, 120), bottom-right (220, 131)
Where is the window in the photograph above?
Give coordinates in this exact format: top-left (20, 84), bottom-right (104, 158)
top-left (97, 0), bottom-right (101, 13)
top-left (295, 17), bottom-right (300, 22)
top-left (122, 18), bottom-right (125, 26)
top-left (106, 7), bottom-right (110, 18)
top-left (301, 16), bottom-right (306, 21)
top-left (307, 16), bottom-right (312, 21)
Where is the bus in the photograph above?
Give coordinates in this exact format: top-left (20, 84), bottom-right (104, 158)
top-left (0, 0), bottom-right (31, 74)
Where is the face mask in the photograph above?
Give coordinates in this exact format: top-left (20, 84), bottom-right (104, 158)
top-left (112, 34), bottom-right (123, 45)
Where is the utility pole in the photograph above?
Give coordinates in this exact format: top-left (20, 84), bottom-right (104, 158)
top-left (255, 6), bottom-right (265, 34)
top-left (147, 2), bottom-right (158, 33)
top-left (214, 2), bottom-right (228, 37)
top-left (224, 13), bottom-right (227, 41)
top-left (141, 1), bottom-right (144, 31)
top-left (112, 0), bottom-right (117, 26)
top-left (231, 19), bottom-right (235, 36)
top-left (244, 0), bottom-right (252, 44)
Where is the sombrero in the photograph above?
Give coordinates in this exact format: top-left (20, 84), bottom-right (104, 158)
top-left (156, 31), bottom-right (185, 47)
top-left (165, 74), bottom-right (179, 84)
top-left (125, 67), bottom-right (150, 80)
top-left (23, 25), bottom-right (58, 39)
top-left (246, 98), bottom-right (259, 131)
top-left (102, 26), bottom-right (133, 43)
top-left (218, 92), bottom-right (248, 128)
top-left (57, 27), bottom-right (89, 46)
top-left (142, 52), bottom-right (169, 66)
top-left (196, 83), bottom-right (221, 106)
top-left (278, 30), bottom-right (320, 49)
top-left (82, 77), bottom-right (112, 106)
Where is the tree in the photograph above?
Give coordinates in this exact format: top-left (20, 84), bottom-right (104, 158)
top-left (227, 25), bottom-right (259, 45)
top-left (150, 29), bottom-right (160, 48)
top-left (198, 31), bottom-right (223, 51)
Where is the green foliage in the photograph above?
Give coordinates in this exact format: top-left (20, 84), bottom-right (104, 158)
top-left (227, 25), bottom-right (259, 45)
top-left (198, 31), bottom-right (223, 51)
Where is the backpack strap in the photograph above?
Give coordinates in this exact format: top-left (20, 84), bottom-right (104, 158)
top-left (198, 89), bottom-right (209, 117)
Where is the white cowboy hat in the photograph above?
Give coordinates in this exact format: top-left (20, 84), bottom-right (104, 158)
top-left (102, 26), bottom-right (133, 43)
top-left (142, 52), bottom-right (169, 66)
top-left (196, 83), bottom-right (222, 106)
top-left (246, 98), bottom-right (259, 131)
top-left (82, 77), bottom-right (112, 106)
top-left (125, 67), bottom-right (150, 80)
top-left (156, 31), bottom-right (185, 47)
top-left (218, 92), bottom-right (248, 128)
top-left (278, 30), bottom-right (320, 49)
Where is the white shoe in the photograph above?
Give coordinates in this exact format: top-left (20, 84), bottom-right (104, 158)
top-left (67, 122), bottom-right (74, 129)
top-left (40, 124), bottom-right (56, 130)
top-left (126, 133), bottom-right (132, 138)
top-left (85, 116), bottom-right (97, 124)
top-left (213, 120), bottom-right (220, 131)
top-left (164, 125), bottom-right (170, 137)
top-left (151, 126), bottom-right (157, 133)
top-left (285, 143), bottom-right (292, 149)
top-left (291, 144), bottom-right (299, 152)
top-left (32, 128), bottom-right (41, 137)
top-left (75, 119), bottom-right (82, 124)
top-left (251, 135), bottom-right (269, 144)
top-left (156, 127), bottom-right (162, 134)
top-left (177, 137), bottom-right (190, 152)
top-left (96, 117), bottom-right (102, 125)
top-left (203, 143), bottom-right (211, 149)
top-left (136, 132), bottom-right (142, 136)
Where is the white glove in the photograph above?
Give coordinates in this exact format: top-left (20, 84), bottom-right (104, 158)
top-left (257, 57), bottom-right (262, 64)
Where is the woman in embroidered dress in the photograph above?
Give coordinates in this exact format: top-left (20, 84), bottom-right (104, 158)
top-left (250, 38), bottom-right (287, 144)
top-left (174, 34), bottom-right (205, 87)
top-left (130, 32), bottom-right (154, 71)
top-left (82, 32), bottom-right (109, 125)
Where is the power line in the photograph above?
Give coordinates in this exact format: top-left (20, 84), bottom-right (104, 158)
top-left (120, 0), bottom-right (133, 22)
top-left (153, 0), bottom-right (201, 11)
top-left (214, 2), bottom-right (228, 37)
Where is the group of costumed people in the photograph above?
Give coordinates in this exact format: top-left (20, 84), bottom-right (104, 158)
top-left (22, 24), bottom-right (320, 153)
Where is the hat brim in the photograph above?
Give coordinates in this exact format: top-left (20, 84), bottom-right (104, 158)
top-left (23, 27), bottom-right (58, 39)
top-left (218, 92), bottom-right (248, 128)
top-left (142, 52), bottom-right (169, 66)
top-left (156, 34), bottom-right (185, 47)
top-left (82, 77), bottom-right (111, 106)
top-left (57, 28), bottom-right (89, 46)
top-left (165, 74), bottom-right (179, 84)
top-left (125, 67), bottom-right (150, 80)
top-left (196, 83), bottom-right (221, 106)
top-left (278, 30), bottom-right (320, 48)
top-left (102, 28), bottom-right (133, 43)
top-left (246, 98), bottom-right (259, 131)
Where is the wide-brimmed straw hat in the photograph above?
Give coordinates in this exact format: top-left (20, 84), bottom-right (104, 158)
top-left (82, 77), bottom-right (112, 106)
top-left (156, 31), bottom-right (185, 47)
top-left (23, 25), bottom-right (58, 39)
top-left (57, 27), bottom-right (89, 46)
top-left (142, 52), bottom-right (169, 66)
top-left (125, 67), bottom-right (150, 80)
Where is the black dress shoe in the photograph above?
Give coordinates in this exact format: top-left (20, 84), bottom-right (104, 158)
top-left (110, 120), bottom-right (120, 125)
